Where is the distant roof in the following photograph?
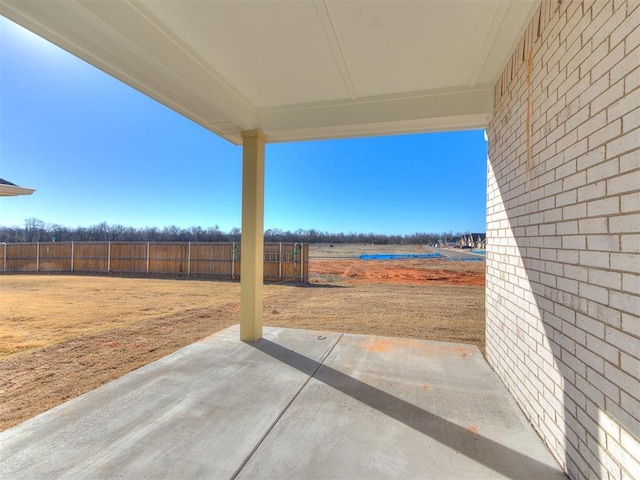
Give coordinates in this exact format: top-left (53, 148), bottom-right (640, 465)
top-left (0, 178), bottom-right (36, 196)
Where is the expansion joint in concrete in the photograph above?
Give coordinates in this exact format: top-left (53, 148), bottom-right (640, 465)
top-left (230, 333), bottom-right (344, 479)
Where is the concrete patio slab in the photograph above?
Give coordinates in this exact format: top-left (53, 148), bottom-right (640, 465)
top-left (239, 334), bottom-right (567, 479)
top-left (0, 326), bottom-right (566, 479)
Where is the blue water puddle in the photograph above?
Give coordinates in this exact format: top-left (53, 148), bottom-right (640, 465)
top-left (471, 250), bottom-right (486, 255)
top-left (359, 253), bottom-right (442, 260)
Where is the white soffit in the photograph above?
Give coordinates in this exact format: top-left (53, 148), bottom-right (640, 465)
top-left (0, 0), bottom-right (540, 145)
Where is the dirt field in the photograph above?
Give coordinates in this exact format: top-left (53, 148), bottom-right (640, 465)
top-left (0, 245), bottom-right (485, 431)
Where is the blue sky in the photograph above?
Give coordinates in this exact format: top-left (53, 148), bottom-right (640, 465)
top-left (1, 17), bottom-right (487, 236)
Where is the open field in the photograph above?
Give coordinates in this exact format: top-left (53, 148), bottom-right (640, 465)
top-left (0, 244), bottom-right (484, 430)
top-left (310, 242), bottom-right (432, 258)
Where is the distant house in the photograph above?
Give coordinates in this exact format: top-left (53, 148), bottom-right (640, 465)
top-left (0, 178), bottom-right (35, 196)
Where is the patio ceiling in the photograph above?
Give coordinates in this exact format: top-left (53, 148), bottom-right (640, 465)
top-left (1, 0), bottom-right (539, 145)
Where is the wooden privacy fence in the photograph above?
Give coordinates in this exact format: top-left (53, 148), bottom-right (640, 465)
top-left (0, 242), bottom-right (309, 282)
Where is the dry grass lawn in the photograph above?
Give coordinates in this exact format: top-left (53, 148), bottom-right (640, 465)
top-left (1, 276), bottom-right (240, 357)
top-left (0, 248), bottom-right (485, 431)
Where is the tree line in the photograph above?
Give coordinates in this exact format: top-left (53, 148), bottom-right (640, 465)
top-left (0, 218), bottom-right (483, 246)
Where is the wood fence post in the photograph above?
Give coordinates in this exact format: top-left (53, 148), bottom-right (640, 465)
top-left (71, 241), bottom-right (74, 273)
top-left (187, 242), bottom-right (191, 277)
top-left (3, 243), bottom-right (6, 273)
top-left (36, 242), bottom-right (40, 272)
top-left (107, 242), bottom-right (111, 274)
top-left (146, 242), bottom-right (150, 275)
top-left (279, 242), bottom-right (282, 281)
top-left (231, 242), bottom-right (236, 280)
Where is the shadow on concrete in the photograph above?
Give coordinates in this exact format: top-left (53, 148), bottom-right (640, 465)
top-left (249, 337), bottom-right (567, 479)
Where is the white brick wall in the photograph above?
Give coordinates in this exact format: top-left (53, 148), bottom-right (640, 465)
top-left (486, 1), bottom-right (640, 479)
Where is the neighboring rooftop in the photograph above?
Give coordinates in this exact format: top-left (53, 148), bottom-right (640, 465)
top-left (0, 178), bottom-right (35, 196)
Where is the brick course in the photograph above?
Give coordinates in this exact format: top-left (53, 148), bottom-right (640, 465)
top-left (486, 1), bottom-right (639, 479)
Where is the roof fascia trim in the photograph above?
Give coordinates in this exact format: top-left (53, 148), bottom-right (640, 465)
top-left (1, 1), bottom-right (257, 135)
top-left (254, 86), bottom-right (493, 143)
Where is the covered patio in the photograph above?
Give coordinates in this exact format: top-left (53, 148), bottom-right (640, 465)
top-left (1, 1), bottom-right (637, 478)
top-left (0, 0), bottom-right (539, 341)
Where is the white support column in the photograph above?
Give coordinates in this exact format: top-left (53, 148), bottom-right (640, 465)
top-left (240, 130), bottom-right (266, 342)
